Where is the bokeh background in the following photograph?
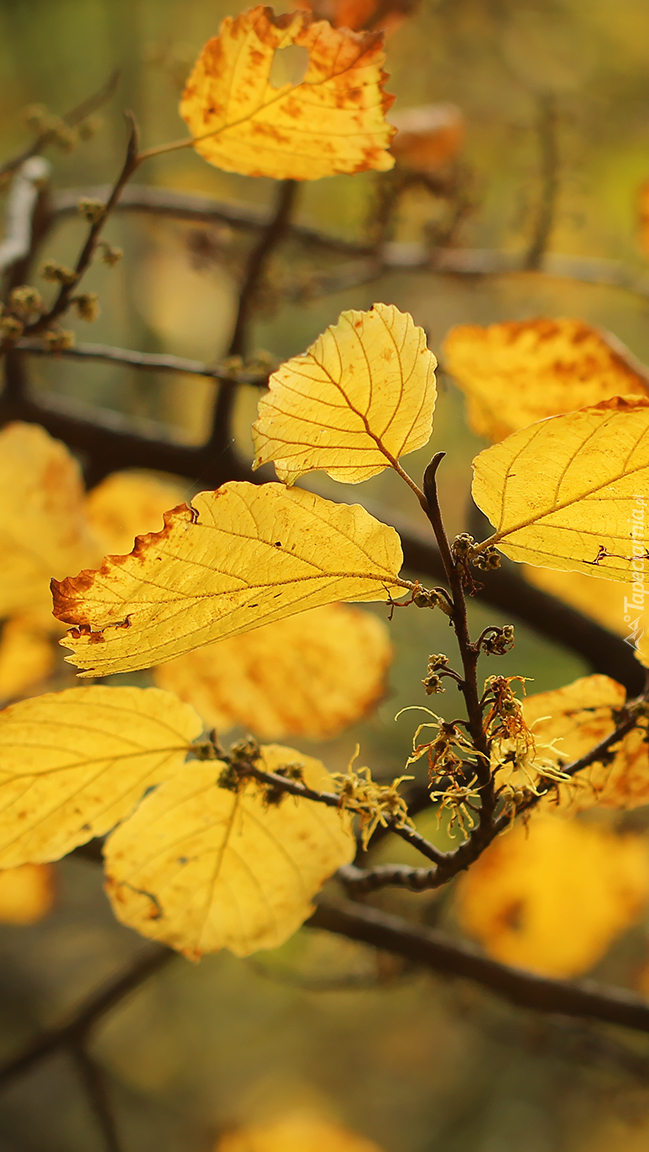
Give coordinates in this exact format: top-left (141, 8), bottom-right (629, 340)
top-left (2, 0), bottom-right (649, 1149)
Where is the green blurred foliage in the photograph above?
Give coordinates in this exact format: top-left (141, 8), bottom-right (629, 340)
top-left (2, 1), bottom-right (649, 1150)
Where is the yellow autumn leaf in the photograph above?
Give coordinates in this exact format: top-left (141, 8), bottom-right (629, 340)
top-left (523, 567), bottom-right (633, 637)
top-left (443, 318), bottom-right (649, 442)
top-left (53, 482), bottom-right (409, 677)
top-left (521, 675), bottom-right (649, 812)
top-left (179, 5), bottom-right (395, 181)
top-left (0, 863), bottom-right (56, 924)
top-left (455, 815), bottom-right (649, 977)
top-left (0, 617), bottom-right (56, 702)
top-left (154, 603), bottom-right (391, 740)
top-left (0, 422), bottom-right (101, 618)
top-left (216, 1112), bottom-right (386, 1152)
top-left (252, 304), bottom-right (437, 484)
top-left (104, 744), bottom-right (355, 959)
top-left (472, 396), bottom-right (649, 579)
top-left (0, 686), bottom-right (202, 867)
top-left (86, 470), bottom-right (188, 556)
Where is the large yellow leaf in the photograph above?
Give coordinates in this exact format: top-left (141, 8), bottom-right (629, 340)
top-left (53, 482), bottom-right (408, 677)
top-left (86, 471), bottom-right (188, 557)
top-left (472, 396), bottom-right (649, 579)
top-left (521, 675), bottom-right (649, 812)
top-left (179, 6), bottom-right (395, 180)
top-left (217, 1113), bottom-right (386, 1152)
top-left (252, 304), bottom-right (437, 484)
top-left (455, 816), bottom-right (649, 977)
top-left (104, 744), bottom-right (355, 959)
top-left (523, 567), bottom-right (632, 637)
top-left (0, 687), bottom-right (202, 867)
top-left (444, 318), bottom-right (649, 442)
top-left (0, 423), bottom-right (101, 617)
top-left (154, 603), bottom-right (391, 740)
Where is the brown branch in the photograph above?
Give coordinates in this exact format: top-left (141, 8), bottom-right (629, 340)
top-left (308, 899), bottom-right (649, 1034)
top-left (16, 338), bottom-right (270, 387)
top-left (525, 94), bottom-right (560, 270)
top-left (0, 70), bottom-right (120, 181)
top-left (209, 178), bottom-right (299, 456)
top-left (71, 1044), bottom-right (124, 1152)
top-left (24, 115), bottom-right (142, 336)
top-left (0, 946), bottom-right (175, 1089)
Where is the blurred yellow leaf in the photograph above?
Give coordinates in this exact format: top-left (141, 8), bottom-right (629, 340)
top-left (86, 471), bottom-right (188, 556)
top-left (0, 863), bottom-right (56, 924)
top-left (0, 686), bottom-right (202, 867)
top-left (0, 422), bottom-right (100, 618)
top-left (252, 304), bottom-right (436, 484)
top-left (54, 482), bottom-right (408, 677)
top-left (0, 617), bottom-right (56, 702)
top-left (390, 103), bottom-right (464, 173)
top-left (216, 1112), bottom-right (386, 1151)
top-left (154, 604), bottom-right (391, 740)
top-left (455, 816), bottom-right (649, 977)
top-left (104, 744), bottom-right (355, 959)
top-left (521, 675), bottom-right (649, 812)
top-left (523, 567), bottom-right (630, 636)
top-left (472, 396), bottom-right (649, 579)
top-left (179, 6), bottom-right (395, 180)
top-left (444, 318), bottom-right (649, 442)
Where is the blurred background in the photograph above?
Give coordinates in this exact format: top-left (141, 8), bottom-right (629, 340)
top-left (2, 0), bottom-right (649, 1149)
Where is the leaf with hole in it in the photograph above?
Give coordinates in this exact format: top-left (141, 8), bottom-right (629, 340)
top-left (0, 686), bottom-right (202, 867)
top-left (444, 318), bottom-right (649, 442)
top-left (0, 422), bottom-right (102, 618)
top-left (252, 304), bottom-right (437, 484)
top-left (53, 482), bottom-right (409, 677)
top-left (472, 396), bottom-right (649, 579)
top-left (179, 5), bottom-right (395, 180)
top-left (154, 603), bottom-right (392, 740)
top-left (104, 744), bottom-right (355, 959)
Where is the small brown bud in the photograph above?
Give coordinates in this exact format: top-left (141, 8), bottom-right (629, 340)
top-left (43, 328), bottom-right (76, 352)
top-left (72, 292), bottom-right (100, 322)
top-left (78, 198), bottom-right (105, 224)
top-left (40, 260), bottom-right (77, 286)
top-left (473, 546), bottom-right (501, 572)
top-left (78, 116), bottom-right (101, 141)
top-left (9, 285), bottom-right (44, 317)
top-left (0, 315), bottom-right (24, 340)
top-left (98, 242), bottom-right (123, 266)
top-left (22, 103), bottom-right (49, 133)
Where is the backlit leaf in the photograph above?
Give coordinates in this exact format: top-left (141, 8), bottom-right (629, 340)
top-left (154, 603), bottom-right (392, 740)
top-left (252, 304), bottom-right (436, 484)
top-left (444, 318), bottom-right (649, 442)
top-left (86, 471), bottom-right (188, 556)
top-left (523, 567), bottom-right (632, 637)
top-left (104, 744), bottom-right (355, 959)
top-left (521, 675), bottom-right (649, 812)
top-left (0, 617), bottom-right (56, 702)
top-left (472, 396), bottom-right (649, 579)
top-left (455, 815), bottom-right (649, 977)
top-left (54, 482), bottom-right (408, 677)
top-left (216, 1112), bottom-right (386, 1151)
top-left (179, 6), bottom-right (395, 180)
top-left (0, 687), bottom-right (202, 867)
top-left (0, 423), bottom-right (101, 617)
top-left (0, 864), bottom-right (56, 924)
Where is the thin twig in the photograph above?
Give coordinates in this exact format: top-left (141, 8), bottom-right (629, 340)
top-left (209, 178), bottom-right (299, 455)
top-left (71, 1044), bottom-right (124, 1152)
top-left (525, 94), bottom-right (560, 270)
top-left (0, 947), bottom-right (175, 1089)
top-left (0, 70), bottom-right (120, 181)
top-left (24, 115), bottom-right (142, 336)
top-left (308, 899), bottom-right (649, 1034)
top-left (16, 338), bottom-right (271, 386)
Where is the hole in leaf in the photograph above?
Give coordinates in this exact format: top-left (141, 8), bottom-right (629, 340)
top-left (269, 44), bottom-right (310, 89)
